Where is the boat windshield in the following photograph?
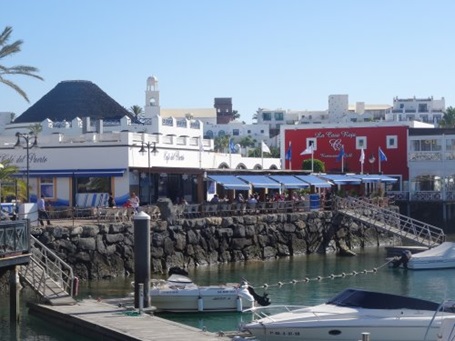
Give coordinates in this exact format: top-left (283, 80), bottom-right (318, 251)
top-left (326, 288), bottom-right (441, 311)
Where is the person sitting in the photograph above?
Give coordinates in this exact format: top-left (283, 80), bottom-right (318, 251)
top-left (210, 194), bottom-right (219, 203)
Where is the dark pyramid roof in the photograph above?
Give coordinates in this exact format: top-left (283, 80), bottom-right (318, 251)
top-left (14, 80), bottom-right (134, 123)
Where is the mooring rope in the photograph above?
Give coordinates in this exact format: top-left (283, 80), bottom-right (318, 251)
top-left (251, 259), bottom-right (394, 289)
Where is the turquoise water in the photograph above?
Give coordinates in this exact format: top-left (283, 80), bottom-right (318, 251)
top-left (2, 246), bottom-right (455, 340)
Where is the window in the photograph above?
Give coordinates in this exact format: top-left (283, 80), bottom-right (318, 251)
top-left (233, 129), bottom-right (240, 136)
top-left (274, 112), bottom-right (284, 121)
top-left (418, 103), bottom-right (428, 112)
top-left (262, 112), bottom-right (271, 121)
top-left (40, 178), bottom-right (54, 198)
top-left (218, 130), bottom-right (226, 137)
top-left (247, 130), bottom-right (251, 134)
top-left (356, 136), bottom-right (367, 150)
top-left (400, 104), bottom-right (404, 109)
top-left (307, 138), bottom-right (317, 150)
top-left (386, 135), bottom-right (397, 149)
top-left (77, 177), bottom-right (110, 193)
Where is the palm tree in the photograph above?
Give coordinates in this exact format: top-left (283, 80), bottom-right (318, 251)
top-left (214, 135), bottom-right (230, 152)
top-left (0, 26), bottom-right (43, 102)
top-left (232, 110), bottom-right (240, 120)
top-left (439, 107), bottom-right (455, 128)
top-left (129, 105), bottom-right (144, 122)
top-left (0, 161), bottom-right (22, 201)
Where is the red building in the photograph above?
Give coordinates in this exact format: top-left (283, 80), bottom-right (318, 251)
top-left (283, 124), bottom-right (409, 181)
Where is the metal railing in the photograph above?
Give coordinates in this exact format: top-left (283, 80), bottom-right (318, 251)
top-left (334, 196), bottom-right (445, 247)
top-left (19, 235), bottom-right (76, 303)
top-left (0, 220), bottom-right (29, 257)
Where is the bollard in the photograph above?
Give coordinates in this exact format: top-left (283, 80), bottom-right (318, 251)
top-left (362, 332), bottom-right (370, 341)
top-left (134, 211), bottom-right (151, 309)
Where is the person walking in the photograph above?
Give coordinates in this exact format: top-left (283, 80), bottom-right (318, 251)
top-left (129, 192), bottom-right (140, 212)
top-left (38, 195), bottom-right (51, 226)
top-left (108, 192), bottom-right (116, 208)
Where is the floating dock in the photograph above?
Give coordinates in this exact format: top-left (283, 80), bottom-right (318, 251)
top-left (28, 298), bottom-right (238, 340)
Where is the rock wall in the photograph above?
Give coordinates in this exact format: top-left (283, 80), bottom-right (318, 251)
top-left (27, 209), bottom-right (392, 281)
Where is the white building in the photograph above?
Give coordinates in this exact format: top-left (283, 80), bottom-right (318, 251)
top-left (0, 77), bottom-right (280, 208)
top-left (386, 96), bottom-right (445, 125)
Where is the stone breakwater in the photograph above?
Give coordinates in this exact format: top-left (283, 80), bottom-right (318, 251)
top-left (28, 210), bottom-right (391, 281)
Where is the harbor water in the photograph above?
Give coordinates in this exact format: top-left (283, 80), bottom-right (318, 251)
top-left (2, 245), bottom-right (455, 340)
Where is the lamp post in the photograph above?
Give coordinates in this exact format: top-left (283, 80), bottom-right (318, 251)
top-left (139, 141), bottom-right (158, 204)
top-left (15, 132), bottom-right (38, 203)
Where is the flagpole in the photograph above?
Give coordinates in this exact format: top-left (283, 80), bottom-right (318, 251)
top-left (361, 158), bottom-right (363, 174)
top-left (261, 146), bottom-right (264, 168)
top-left (311, 149), bottom-right (314, 173)
top-left (378, 147), bottom-right (381, 174)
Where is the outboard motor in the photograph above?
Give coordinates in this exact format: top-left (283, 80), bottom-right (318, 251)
top-left (247, 286), bottom-right (271, 306)
top-left (391, 250), bottom-right (412, 269)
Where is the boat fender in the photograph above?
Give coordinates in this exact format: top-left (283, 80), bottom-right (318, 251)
top-left (247, 287), bottom-right (271, 307)
top-left (198, 297), bottom-right (204, 311)
top-left (236, 296), bottom-right (243, 312)
top-left (72, 277), bottom-right (79, 297)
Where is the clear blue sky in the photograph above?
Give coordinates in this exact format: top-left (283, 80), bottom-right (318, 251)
top-left (2, 1), bottom-right (455, 123)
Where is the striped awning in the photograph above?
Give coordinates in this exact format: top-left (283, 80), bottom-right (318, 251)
top-left (295, 175), bottom-right (332, 188)
top-left (237, 175), bottom-right (282, 189)
top-left (267, 175), bottom-right (309, 189)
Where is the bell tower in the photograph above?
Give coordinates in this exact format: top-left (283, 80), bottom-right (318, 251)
top-left (145, 76), bottom-right (160, 117)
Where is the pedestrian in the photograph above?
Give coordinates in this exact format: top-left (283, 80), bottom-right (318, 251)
top-left (38, 195), bottom-right (51, 226)
top-left (108, 192), bottom-right (116, 208)
top-left (129, 192), bottom-right (140, 212)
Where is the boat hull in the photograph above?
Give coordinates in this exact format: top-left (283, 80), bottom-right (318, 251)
top-left (150, 287), bottom-right (255, 313)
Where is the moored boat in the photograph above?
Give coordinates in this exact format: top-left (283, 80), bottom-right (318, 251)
top-left (148, 268), bottom-right (270, 313)
top-left (243, 288), bottom-right (455, 341)
top-left (391, 242), bottom-right (455, 270)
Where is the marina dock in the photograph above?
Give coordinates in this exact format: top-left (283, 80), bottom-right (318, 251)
top-left (27, 298), bottom-right (237, 341)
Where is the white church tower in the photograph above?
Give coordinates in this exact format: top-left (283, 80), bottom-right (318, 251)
top-left (144, 76), bottom-right (160, 117)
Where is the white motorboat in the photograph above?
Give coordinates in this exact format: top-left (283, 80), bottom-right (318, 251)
top-left (243, 288), bottom-right (455, 341)
top-left (148, 268), bottom-right (270, 313)
top-left (407, 242), bottom-right (455, 270)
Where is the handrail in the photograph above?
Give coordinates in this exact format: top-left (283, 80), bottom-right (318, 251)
top-left (0, 220), bottom-right (30, 257)
top-left (19, 235), bottom-right (75, 300)
top-left (334, 196), bottom-right (445, 247)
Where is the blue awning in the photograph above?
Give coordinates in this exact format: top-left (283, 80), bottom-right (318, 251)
top-left (207, 175), bottom-right (250, 190)
top-left (320, 174), bottom-right (362, 185)
top-left (237, 175), bottom-right (282, 189)
top-left (15, 168), bottom-right (127, 178)
top-left (352, 174), bottom-right (398, 183)
top-left (267, 175), bottom-right (309, 189)
top-left (295, 175), bottom-right (332, 188)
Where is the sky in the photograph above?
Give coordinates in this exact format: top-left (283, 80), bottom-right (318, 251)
top-left (2, 1), bottom-right (455, 124)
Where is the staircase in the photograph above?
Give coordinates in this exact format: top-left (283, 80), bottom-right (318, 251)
top-left (19, 235), bottom-right (77, 305)
top-left (334, 196), bottom-right (445, 247)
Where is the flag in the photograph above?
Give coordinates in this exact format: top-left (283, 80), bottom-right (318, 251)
top-left (261, 141), bottom-right (271, 154)
top-left (379, 147), bottom-right (387, 162)
top-left (229, 138), bottom-right (236, 153)
top-left (359, 148), bottom-right (365, 164)
top-left (300, 145), bottom-right (314, 155)
top-left (285, 142), bottom-right (292, 160)
top-left (336, 146), bottom-right (345, 162)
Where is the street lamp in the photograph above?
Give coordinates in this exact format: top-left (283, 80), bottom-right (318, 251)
top-left (138, 141), bottom-right (158, 204)
top-left (15, 132), bottom-right (38, 202)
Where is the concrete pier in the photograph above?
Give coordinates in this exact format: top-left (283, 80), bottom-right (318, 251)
top-left (28, 298), bottom-right (236, 340)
